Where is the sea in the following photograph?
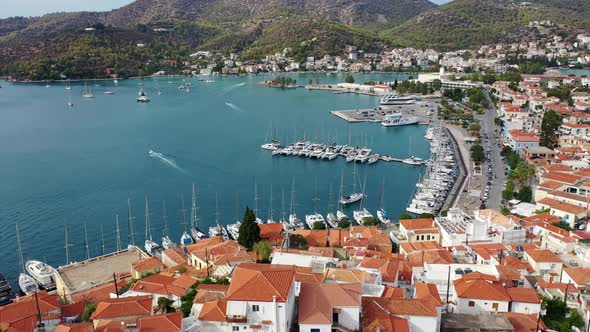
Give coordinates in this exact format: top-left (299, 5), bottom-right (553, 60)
top-left (0, 72), bottom-right (430, 287)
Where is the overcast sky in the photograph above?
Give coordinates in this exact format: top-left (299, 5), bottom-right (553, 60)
top-left (1, 0), bottom-right (452, 19)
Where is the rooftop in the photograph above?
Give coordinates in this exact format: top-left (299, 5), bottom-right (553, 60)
top-left (442, 313), bottom-right (513, 331)
top-left (57, 247), bottom-right (147, 295)
top-left (299, 283), bottom-right (362, 325)
top-left (227, 263), bottom-right (296, 302)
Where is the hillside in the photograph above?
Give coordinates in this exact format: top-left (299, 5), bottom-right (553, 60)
top-left (382, 0), bottom-right (590, 50)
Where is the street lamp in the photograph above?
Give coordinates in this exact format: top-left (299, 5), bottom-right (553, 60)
top-left (536, 304), bottom-right (547, 332)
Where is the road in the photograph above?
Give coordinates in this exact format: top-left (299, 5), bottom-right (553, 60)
top-left (479, 89), bottom-right (506, 209)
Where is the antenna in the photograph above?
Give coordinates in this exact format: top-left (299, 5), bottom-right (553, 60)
top-left (84, 223), bottom-right (90, 261)
top-left (115, 214), bottom-right (122, 252)
top-left (127, 197), bottom-right (135, 246)
top-left (100, 224), bottom-right (105, 256)
top-left (16, 224), bottom-right (25, 273)
top-left (64, 223), bottom-right (72, 264)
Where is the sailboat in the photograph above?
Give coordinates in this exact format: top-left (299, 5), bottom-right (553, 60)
top-left (82, 82), bottom-right (94, 98)
top-left (339, 164), bottom-right (365, 205)
top-left (161, 201), bottom-right (176, 250)
top-left (288, 178), bottom-right (304, 229)
top-left (180, 193), bottom-right (194, 245)
top-left (226, 193), bottom-right (241, 240)
top-left (67, 90), bottom-right (74, 108)
top-left (209, 194), bottom-right (229, 240)
top-left (190, 184), bottom-right (207, 241)
top-left (305, 179), bottom-right (326, 229)
top-left (326, 184), bottom-right (338, 228)
top-left (336, 171), bottom-right (350, 222)
top-left (353, 175), bottom-right (373, 225)
top-left (136, 88), bottom-right (150, 103)
top-left (16, 224), bottom-right (39, 295)
top-left (376, 178), bottom-right (391, 224)
top-left (144, 195), bottom-right (162, 256)
top-left (156, 80), bottom-right (162, 96)
top-left (104, 80), bottom-right (116, 95)
top-left (65, 79), bottom-right (72, 90)
top-left (402, 136), bottom-right (424, 165)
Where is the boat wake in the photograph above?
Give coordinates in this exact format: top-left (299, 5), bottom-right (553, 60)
top-left (224, 82), bottom-right (246, 94)
top-left (225, 102), bottom-right (242, 111)
top-left (149, 150), bottom-right (190, 175)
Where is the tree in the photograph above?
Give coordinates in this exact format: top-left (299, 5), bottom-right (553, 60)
top-left (432, 79), bottom-right (442, 90)
top-left (419, 213), bottom-right (435, 218)
top-left (500, 206), bottom-right (510, 215)
top-left (253, 240), bottom-right (273, 263)
top-left (470, 144), bottom-right (485, 163)
top-left (510, 161), bottom-right (536, 186)
top-left (516, 186), bottom-right (533, 202)
top-left (502, 180), bottom-right (515, 201)
top-left (344, 74), bottom-right (355, 84)
top-left (288, 234), bottom-right (308, 249)
top-left (312, 221), bottom-right (326, 230)
top-left (337, 219), bottom-right (351, 228)
top-left (398, 213), bottom-right (413, 220)
top-left (468, 123), bottom-right (481, 135)
top-left (157, 297), bottom-right (175, 313)
top-left (362, 217), bottom-right (380, 226)
top-left (540, 110), bottom-right (562, 149)
top-left (81, 303), bottom-right (97, 322)
top-left (238, 207), bottom-right (261, 250)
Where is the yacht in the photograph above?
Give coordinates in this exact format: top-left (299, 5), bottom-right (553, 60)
top-left (368, 154), bottom-right (379, 164)
top-left (339, 193), bottom-right (364, 205)
top-left (19, 274), bottom-right (39, 296)
top-left (25, 260), bottom-right (56, 290)
top-left (137, 89), bottom-right (150, 103)
top-left (145, 240), bottom-right (162, 256)
top-left (336, 211), bottom-right (349, 221)
top-left (227, 222), bottom-right (241, 240)
top-left (326, 213), bottom-right (338, 228)
top-left (209, 226), bottom-right (229, 240)
top-left (0, 273), bottom-right (14, 306)
top-left (289, 214), bottom-right (305, 229)
top-left (180, 232), bottom-right (194, 245)
top-left (261, 140), bottom-right (281, 151)
top-left (305, 213), bottom-right (326, 229)
top-left (379, 94), bottom-right (416, 105)
top-left (353, 208), bottom-right (373, 225)
top-left (377, 209), bottom-right (391, 224)
top-left (148, 149), bottom-right (157, 157)
top-left (381, 112), bottom-right (419, 127)
top-left (402, 156), bottom-right (423, 165)
top-left (162, 236), bottom-right (176, 250)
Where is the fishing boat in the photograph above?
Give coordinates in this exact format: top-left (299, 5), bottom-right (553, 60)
top-left (0, 273), bottom-right (14, 306)
top-left (82, 82), bottom-right (94, 98)
top-left (144, 195), bottom-right (162, 257)
top-left (137, 89), bottom-right (150, 103)
top-left (25, 260), bottom-right (56, 290)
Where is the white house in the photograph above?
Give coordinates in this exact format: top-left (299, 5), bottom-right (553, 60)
top-left (453, 273), bottom-right (510, 314)
top-left (298, 283), bottom-right (362, 332)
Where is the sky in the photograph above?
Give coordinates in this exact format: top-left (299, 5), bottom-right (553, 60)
top-left (1, 0), bottom-right (451, 19)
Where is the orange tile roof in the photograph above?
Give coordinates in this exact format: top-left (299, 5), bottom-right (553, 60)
top-left (299, 283), bottom-right (362, 325)
top-left (415, 283), bottom-right (443, 307)
top-left (468, 243), bottom-right (507, 260)
top-left (94, 318), bottom-right (136, 332)
top-left (0, 291), bottom-right (58, 328)
top-left (406, 249), bottom-right (454, 267)
top-left (350, 226), bottom-right (381, 239)
top-left (501, 256), bottom-right (534, 273)
top-left (258, 223), bottom-right (285, 246)
top-left (382, 286), bottom-right (406, 298)
top-left (400, 241), bottom-right (442, 254)
top-left (543, 164), bottom-right (573, 172)
top-left (308, 246), bottom-right (335, 257)
top-left (522, 213), bottom-right (561, 224)
top-left (162, 247), bottom-right (188, 266)
top-left (131, 274), bottom-right (193, 297)
top-left (227, 263), bottom-right (296, 302)
top-left (507, 288), bottom-right (541, 304)
top-left (564, 267), bottom-right (590, 286)
top-left (90, 296), bottom-right (153, 320)
top-left (137, 312), bottom-right (183, 332)
top-left (54, 323), bottom-right (94, 332)
top-left (362, 298), bottom-right (410, 332)
top-left (525, 249), bottom-right (562, 263)
top-left (362, 296), bottom-right (438, 317)
top-left (537, 197), bottom-right (586, 214)
top-left (198, 299), bottom-right (227, 322)
top-left (537, 180), bottom-right (566, 190)
top-left (399, 218), bottom-right (435, 230)
top-left (294, 229), bottom-right (328, 247)
top-left (60, 301), bottom-right (86, 318)
top-left (190, 240), bottom-right (247, 265)
top-left (537, 282), bottom-right (579, 294)
top-left (329, 228), bottom-right (350, 247)
top-left (504, 313), bottom-right (547, 332)
top-left (454, 276), bottom-right (510, 302)
top-left (542, 171), bottom-right (582, 185)
top-left (360, 258), bottom-right (401, 283)
top-left (71, 279), bottom-right (128, 303)
top-left (550, 190), bottom-right (590, 203)
top-left (574, 168), bottom-right (590, 177)
top-left (159, 263), bottom-right (208, 280)
top-left (194, 284), bottom-right (229, 304)
top-left (324, 268), bottom-right (369, 283)
top-left (508, 130), bottom-right (539, 143)
top-left (132, 257), bottom-right (164, 272)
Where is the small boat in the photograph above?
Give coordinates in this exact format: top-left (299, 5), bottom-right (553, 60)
top-left (144, 196), bottom-right (162, 256)
top-left (0, 273), bottom-right (14, 306)
top-left (402, 156), bottom-right (423, 165)
top-left (368, 154), bottom-right (379, 164)
top-left (353, 208), bottom-right (373, 225)
top-left (19, 274), bottom-right (39, 296)
top-left (208, 226), bottom-right (229, 240)
top-left (326, 212), bottom-right (338, 228)
top-left (339, 193), bottom-right (364, 205)
top-left (162, 236), bottom-right (176, 250)
top-left (25, 260), bottom-right (56, 290)
top-left (336, 211), bottom-right (349, 222)
top-left (148, 149), bottom-right (157, 157)
top-left (180, 232), bottom-right (194, 245)
top-left (45, 84), bottom-right (51, 88)
top-left (104, 91), bottom-right (115, 95)
top-left (205, 80), bottom-right (215, 83)
top-left (377, 209), bottom-right (391, 224)
top-left (137, 89), bottom-right (150, 103)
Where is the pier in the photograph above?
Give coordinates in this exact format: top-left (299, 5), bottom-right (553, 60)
top-left (262, 141), bottom-right (425, 166)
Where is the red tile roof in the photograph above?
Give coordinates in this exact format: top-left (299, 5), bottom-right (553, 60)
top-left (198, 299), bottom-right (227, 322)
top-left (542, 171), bottom-right (582, 185)
top-left (399, 218), bottom-right (435, 230)
top-left (537, 197), bottom-right (586, 214)
top-left (362, 298), bottom-right (410, 332)
top-left (71, 280), bottom-right (128, 303)
top-left (564, 267), bottom-right (590, 287)
top-left (329, 229), bottom-right (350, 247)
top-left (507, 288), bottom-right (541, 304)
top-left (132, 257), bottom-right (164, 272)
top-left (0, 291), bottom-right (58, 328)
top-left (294, 229), bottom-right (328, 247)
top-left (259, 223), bottom-right (285, 246)
top-left (193, 284), bottom-right (229, 304)
top-left (227, 263), bottom-right (296, 302)
top-left (54, 323), bottom-right (94, 332)
top-left (299, 283), bottom-right (362, 325)
top-left (90, 296), bottom-right (153, 320)
top-left (537, 180), bottom-right (565, 190)
top-left (131, 274), bottom-right (194, 297)
top-left (508, 130), bottom-right (539, 143)
top-left (504, 313), bottom-right (547, 332)
top-left (138, 312), bottom-right (182, 332)
top-left (454, 275), bottom-right (511, 302)
top-left (360, 258), bottom-right (402, 283)
top-left (525, 249), bottom-right (562, 263)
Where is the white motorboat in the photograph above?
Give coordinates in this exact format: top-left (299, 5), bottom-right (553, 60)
top-left (227, 222), bottom-right (241, 240)
top-left (402, 156), bottom-right (423, 165)
top-left (381, 112), bottom-right (419, 127)
top-left (326, 213), bottom-right (338, 228)
top-left (145, 240), bottom-right (162, 256)
top-left (377, 209), bottom-right (391, 224)
top-left (148, 149), bottom-right (157, 157)
top-left (104, 91), bottom-right (115, 95)
top-left (339, 193), bottom-right (364, 205)
top-left (336, 211), bottom-right (349, 221)
top-left (25, 260), bottom-right (56, 290)
top-left (162, 236), bottom-right (176, 250)
top-left (379, 94), bottom-right (416, 105)
top-left (305, 213), bottom-right (326, 229)
top-left (19, 274), bottom-right (39, 296)
top-left (353, 208), bottom-right (374, 225)
top-left (368, 154), bottom-right (379, 164)
top-left (137, 89), bottom-right (150, 103)
top-left (180, 232), bottom-right (194, 245)
top-left (261, 140), bottom-right (281, 151)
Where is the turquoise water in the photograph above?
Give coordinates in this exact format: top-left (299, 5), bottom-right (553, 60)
top-left (0, 73), bottom-right (429, 285)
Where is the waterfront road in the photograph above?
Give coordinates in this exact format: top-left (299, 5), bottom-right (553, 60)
top-left (480, 88), bottom-right (506, 209)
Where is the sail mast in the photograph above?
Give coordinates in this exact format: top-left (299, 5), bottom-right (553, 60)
top-left (100, 224), bottom-right (105, 256)
top-left (162, 201), bottom-right (168, 238)
top-left (84, 223), bottom-right (90, 261)
top-left (289, 178), bottom-right (296, 215)
top-left (16, 224), bottom-right (25, 273)
top-left (127, 197), bottom-right (135, 246)
top-left (115, 215), bottom-right (121, 252)
top-left (145, 194), bottom-right (151, 241)
top-left (191, 183), bottom-right (198, 230)
top-left (313, 178), bottom-right (319, 213)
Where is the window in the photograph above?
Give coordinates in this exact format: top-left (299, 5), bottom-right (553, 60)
top-left (311, 329), bottom-right (321, 332)
top-left (468, 301), bottom-right (475, 307)
top-left (252, 305), bottom-right (260, 312)
top-left (333, 312), bottom-right (339, 323)
top-left (232, 327), bottom-right (239, 332)
top-left (492, 303), bottom-right (499, 310)
top-left (426, 235), bottom-right (431, 240)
